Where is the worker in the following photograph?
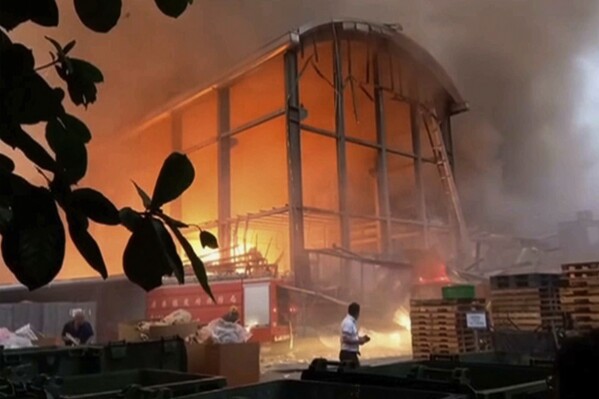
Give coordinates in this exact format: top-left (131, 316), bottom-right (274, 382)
top-left (339, 302), bottom-right (370, 366)
top-left (62, 311), bottom-right (94, 346)
top-left (222, 306), bottom-right (240, 323)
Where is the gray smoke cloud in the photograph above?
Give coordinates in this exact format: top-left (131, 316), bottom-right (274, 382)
top-left (9, 0), bottom-right (599, 237)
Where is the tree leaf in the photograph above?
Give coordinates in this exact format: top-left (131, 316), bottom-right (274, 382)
top-left (165, 220), bottom-right (214, 301)
top-left (119, 207), bottom-right (142, 232)
top-left (57, 58), bottom-right (104, 107)
top-left (70, 188), bottom-right (120, 225)
top-left (152, 219), bottom-right (184, 284)
top-left (63, 40), bottom-right (76, 55)
top-left (45, 37), bottom-right (77, 65)
top-left (0, 207), bottom-right (11, 235)
top-left (1, 186), bottom-right (65, 290)
top-left (60, 114), bottom-right (91, 143)
top-left (1, 125), bottom-right (56, 173)
top-left (131, 181), bottom-right (151, 209)
top-left (123, 216), bottom-right (173, 291)
top-left (151, 152), bottom-right (194, 210)
top-left (154, 0), bottom-right (192, 18)
top-left (0, 0), bottom-right (58, 31)
top-left (28, 0), bottom-right (59, 28)
top-left (0, 154), bottom-right (15, 173)
top-left (1, 56), bottom-right (64, 125)
top-left (74, 0), bottom-right (122, 33)
top-left (46, 118), bottom-right (87, 184)
top-left (66, 211), bottom-right (107, 279)
top-left (199, 230), bottom-right (218, 249)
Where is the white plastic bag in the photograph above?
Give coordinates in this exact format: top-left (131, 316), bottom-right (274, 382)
top-left (208, 318), bottom-right (251, 343)
top-left (15, 324), bottom-right (38, 341)
top-left (162, 309), bottom-right (192, 325)
top-left (0, 328), bottom-right (33, 349)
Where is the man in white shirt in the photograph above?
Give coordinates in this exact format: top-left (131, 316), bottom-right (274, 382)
top-left (339, 302), bottom-right (370, 366)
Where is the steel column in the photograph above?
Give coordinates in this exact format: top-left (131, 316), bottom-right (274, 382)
top-left (217, 88), bottom-right (232, 251)
top-left (411, 104), bottom-right (428, 246)
top-left (333, 32), bottom-right (350, 251)
top-left (374, 56), bottom-right (391, 254)
top-left (284, 50), bottom-right (309, 288)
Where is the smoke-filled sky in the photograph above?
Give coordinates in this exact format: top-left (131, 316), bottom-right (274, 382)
top-left (8, 0), bottom-right (599, 236)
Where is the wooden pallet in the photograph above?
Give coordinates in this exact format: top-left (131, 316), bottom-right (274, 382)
top-left (490, 273), bottom-right (560, 290)
top-left (490, 283), bottom-right (562, 332)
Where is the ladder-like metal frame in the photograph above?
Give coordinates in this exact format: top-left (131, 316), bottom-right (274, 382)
top-left (420, 107), bottom-right (468, 245)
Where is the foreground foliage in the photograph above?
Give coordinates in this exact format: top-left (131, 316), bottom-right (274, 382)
top-left (0, 0), bottom-right (215, 298)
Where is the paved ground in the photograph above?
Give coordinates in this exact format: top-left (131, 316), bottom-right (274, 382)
top-left (258, 332), bottom-right (413, 381)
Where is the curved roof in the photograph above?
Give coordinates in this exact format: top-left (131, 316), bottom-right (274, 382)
top-left (297, 20), bottom-right (467, 113)
top-left (118, 19), bottom-right (467, 138)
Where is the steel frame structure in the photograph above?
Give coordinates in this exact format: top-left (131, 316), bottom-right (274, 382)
top-left (119, 20), bottom-right (468, 289)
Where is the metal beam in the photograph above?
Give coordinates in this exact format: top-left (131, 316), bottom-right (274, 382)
top-left (217, 88), bottom-right (232, 251)
top-left (333, 29), bottom-right (350, 252)
top-left (374, 56), bottom-right (391, 254)
top-left (411, 103), bottom-right (428, 246)
top-left (284, 50), bottom-right (309, 288)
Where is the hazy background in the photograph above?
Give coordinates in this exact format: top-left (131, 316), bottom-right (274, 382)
top-left (7, 0), bottom-right (599, 239)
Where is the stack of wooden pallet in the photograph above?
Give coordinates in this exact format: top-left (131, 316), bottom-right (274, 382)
top-left (410, 298), bottom-right (492, 360)
top-left (560, 262), bottom-right (599, 331)
top-left (490, 273), bottom-right (562, 332)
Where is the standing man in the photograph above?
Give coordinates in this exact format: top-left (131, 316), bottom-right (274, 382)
top-left (339, 302), bottom-right (370, 366)
top-left (62, 311), bottom-right (94, 346)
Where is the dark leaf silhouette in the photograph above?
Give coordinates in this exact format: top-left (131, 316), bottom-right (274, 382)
top-left (46, 37), bottom-right (76, 59)
top-left (123, 216), bottom-right (173, 291)
top-left (0, 207), bottom-right (11, 234)
top-left (46, 118), bottom-right (87, 183)
top-left (154, 0), bottom-right (192, 18)
top-left (1, 47), bottom-right (64, 124)
top-left (132, 181), bottom-right (152, 209)
top-left (151, 152), bottom-right (194, 210)
top-left (74, 0), bottom-right (121, 33)
top-left (152, 219), bottom-right (185, 284)
top-left (0, 154), bottom-right (15, 173)
top-left (1, 186), bottom-right (65, 290)
top-left (56, 58), bottom-right (103, 107)
top-left (70, 188), bottom-right (120, 225)
top-left (66, 211), bottom-right (108, 279)
top-left (0, 0), bottom-right (58, 31)
top-left (1, 125), bottom-right (56, 173)
top-left (199, 230), bottom-right (218, 249)
top-left (119, 207), bottom-right (143, 232)
top-left (166, 221), bottom-right (214, 301)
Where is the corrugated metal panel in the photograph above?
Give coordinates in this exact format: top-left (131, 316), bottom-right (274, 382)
top-left (13, 302), bottom-right (44, 331)
top-left (0, 304), bottom-right (13, 329)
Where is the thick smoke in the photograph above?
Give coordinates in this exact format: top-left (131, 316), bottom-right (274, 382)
top-left (10, 0), bottom-right (599, 236)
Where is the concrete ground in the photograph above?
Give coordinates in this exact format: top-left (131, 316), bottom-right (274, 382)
top-left (258, 331), bottom-right (413, 381)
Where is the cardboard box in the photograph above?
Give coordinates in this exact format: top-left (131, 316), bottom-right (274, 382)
top-left (187, 342), bottom-right (260, 387)
top-left (118, 321), bottom-right (198, 342)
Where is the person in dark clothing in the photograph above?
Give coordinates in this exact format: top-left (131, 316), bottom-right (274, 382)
top-left (62, 311), bottom-right (94, 346)
top-left (339, 302), bottom-right (370, 366)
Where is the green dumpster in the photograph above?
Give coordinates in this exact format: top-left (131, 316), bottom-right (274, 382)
top-left (56, 369), bottom-right (226, 399)
top-left (302, 358), bottom-right (552, 398)
top-left (101, 338), bottom-right (187, 372)
top-left (177, 380), bottom-right (467, 399)
top-left (0, 346), bottom-right (103, 378)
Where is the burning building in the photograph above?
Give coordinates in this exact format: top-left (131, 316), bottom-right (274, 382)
top-left (99, 20), bottom-right (469, 300)
top-left (0, 20), bottom-right (469, 341)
